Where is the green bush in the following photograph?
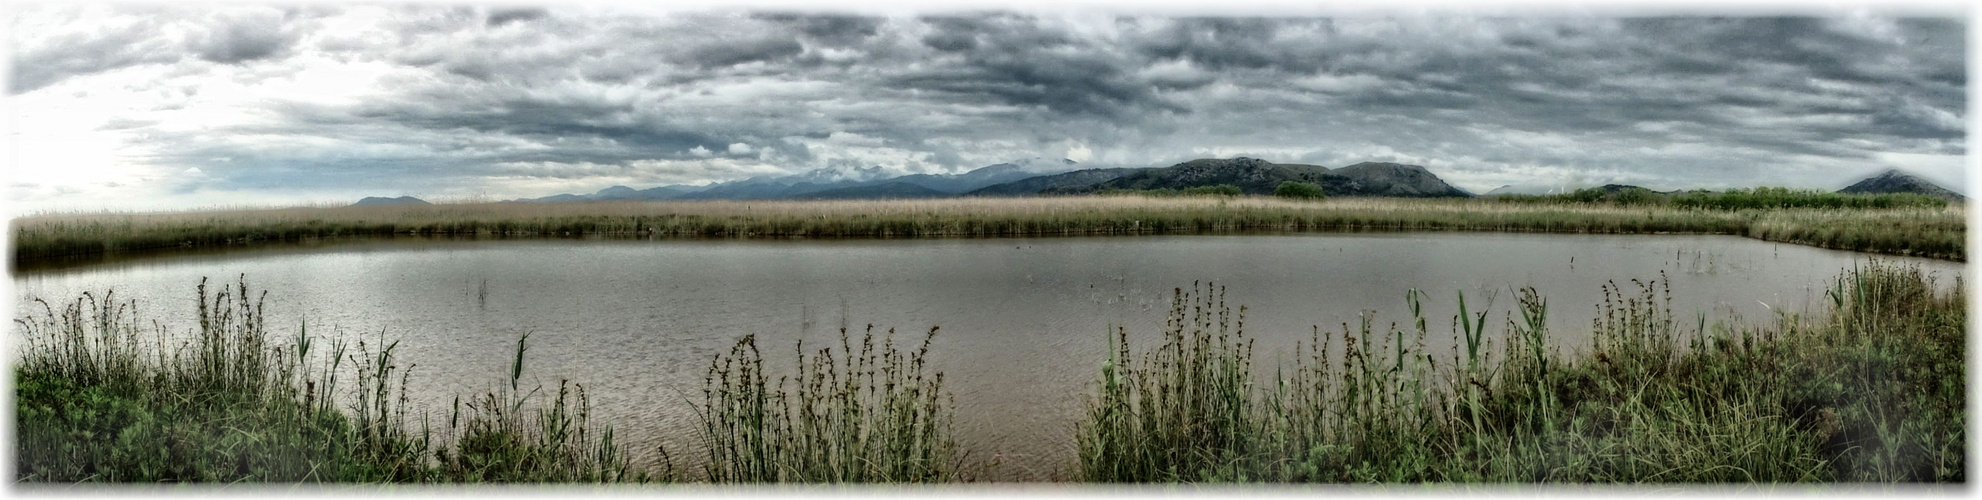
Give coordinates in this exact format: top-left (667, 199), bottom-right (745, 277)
top-left (1273, 181), bottom-right (1327, 200)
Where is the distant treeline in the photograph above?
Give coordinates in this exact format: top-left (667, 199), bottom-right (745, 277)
top-left (1495, 187), bottom-right (1948, 210)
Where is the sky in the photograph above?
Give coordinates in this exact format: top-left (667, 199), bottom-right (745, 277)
top-left (3, 3), bottom-right (1970, 213)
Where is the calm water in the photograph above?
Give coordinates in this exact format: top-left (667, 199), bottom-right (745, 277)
top-left (11, 233), bottom-right (1964, 480)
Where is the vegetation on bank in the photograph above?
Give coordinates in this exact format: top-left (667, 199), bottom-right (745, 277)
top-left (1080, 261), bottom-right (1963, 482)
top-left (14, 276), bottom-right (963, 484)
top-left (698, 328), bottom-right (964, 482)
top-left (12, 195), bottom-right (1967, 265)
top-left (1495, 186), bottom-right (1948, 211)
top-left (15, 278), bottom-right (640, 483)
top-left (1274, 181), bottom-right (1327, 200)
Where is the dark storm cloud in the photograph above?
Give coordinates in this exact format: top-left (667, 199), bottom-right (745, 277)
top-left (686, 36), bottom-right (805, 68)
top-left (192, 9), bottom-right (300, 63)
top-left (486, 8), bottom-right (548, 26)
top-left (755, 13), bottom-right (884, 46)
top-left (9, 6), bottom-right (1967, 208)
top-left (889, 15), bottom-right (1178, 118)
top-left (1130, 17), bottom-right (1336, 72)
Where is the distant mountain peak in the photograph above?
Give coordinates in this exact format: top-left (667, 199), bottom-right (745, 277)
top-left (794, 164), bottom-right (892, 183)
top-left (1840, 168), bottom-right (1962, 200)
top-left (351, 196), bottom-right (431, 207)
top-left (1001, 157), bottom-right (1082, 173)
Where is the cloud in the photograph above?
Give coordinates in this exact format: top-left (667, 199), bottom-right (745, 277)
top-left (486, 8), bottom-right (548, 26)
top-left (191, 8), bottom-right (300, 63)
top-left (5, 7), bottom-right (1967, 211)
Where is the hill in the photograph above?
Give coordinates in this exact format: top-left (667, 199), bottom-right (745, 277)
top-left (888, 162), bottom-right (1051, 193)
top-left (966, 168), bottom-right (1147, 196)
top-left (1839, 169), bottom-right (1962, 201)
top-left (1055, 158), bottom-right (1330, 194)
top-left (518, 159), bottom-right (1081, 202)
top-left (351, 196), bottom-right (431, 207)
top-left (790, 182), bottom-right (952, 200)
top-left (1029, 158), bottom-right (1470, 197)
top-left (1325, 162), bottom-right (1473, 197)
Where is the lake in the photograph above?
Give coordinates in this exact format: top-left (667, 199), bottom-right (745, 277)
top-left (11, 233), bottom-right (1963, 480)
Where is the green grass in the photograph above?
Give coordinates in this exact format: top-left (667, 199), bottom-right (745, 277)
top-left (12, 277), bottom-right (963, 483)
top-left (14, 277), bottom-right (643, 483)
top-left (12, 196), bottom-right (1965, 265)
top-left (694, 326), bottom-right (963, 482)
top-left (1077, 261), bottom-right (1964, 482)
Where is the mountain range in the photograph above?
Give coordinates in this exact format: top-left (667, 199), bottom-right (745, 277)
top-left (1477, 169), bottom-right (1962, 200)
top-left (1025, 157), bottom-right (1470, 197)
top-left (361, 159), bottom-right (1958, 206)
top-left (509, 157), bottom-right (1078, 203)
top-left (506, 156), bottom-right (1475, 203)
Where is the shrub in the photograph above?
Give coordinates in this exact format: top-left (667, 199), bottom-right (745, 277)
top-left (1274, 181), bottom-right (1326, 200)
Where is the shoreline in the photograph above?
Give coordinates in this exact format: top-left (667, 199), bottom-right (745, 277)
top-left (10, 196), bottom-right (1968, 268)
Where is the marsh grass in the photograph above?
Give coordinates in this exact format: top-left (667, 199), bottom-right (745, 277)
top-left (433, 331), bottom-right (644, 482)
top-left (12, 196), bottom-right (1965, 264)
top-left (695, 326), bottom-right (962, 483)
top-left (14, 277), bottom-right (640, 483)
top-left (1079, 261), bottom-right (1964, 483)
top-left (1497, 186), bottom-right (1947, 211)
top-left (1080, 284), bottom-right (1257, 481)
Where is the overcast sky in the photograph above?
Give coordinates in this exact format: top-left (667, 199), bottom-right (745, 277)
top-left (4, 4), bottom-right (1969, 212)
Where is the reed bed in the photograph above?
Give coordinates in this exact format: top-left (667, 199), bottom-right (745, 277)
top-left (13, 277), bottom-right (639, 483)
top-left (1078, 260), bottom-right (1964, 482)
top-left (695, 326), bottom-right (963, 483)
top-left (11, 196), bottom-right (1966, 264)
top-left (1496, 186), bottom-right (1948, 211)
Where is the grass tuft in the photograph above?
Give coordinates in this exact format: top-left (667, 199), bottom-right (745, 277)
top-left (694, 325), bottom-right (963, 482)
top-left (1078, 261), bottom-right (1963, 483)
top-left (14, 277), bottom-right (643, 483)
